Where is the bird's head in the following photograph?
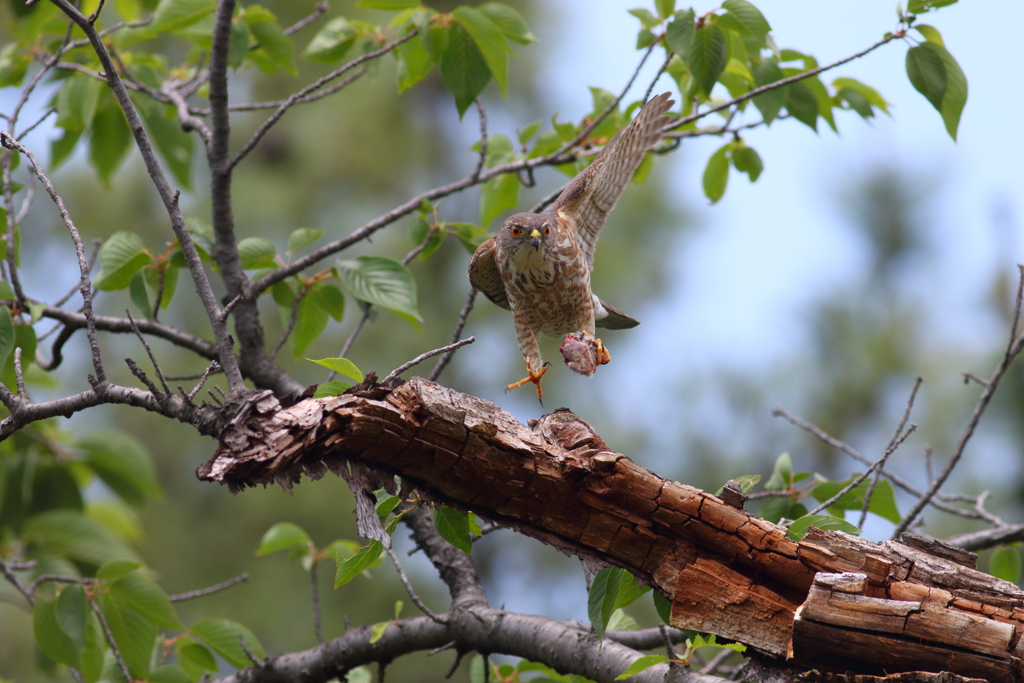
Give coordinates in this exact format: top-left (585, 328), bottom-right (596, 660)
top-left (500, 213), bottom-right (554, 255)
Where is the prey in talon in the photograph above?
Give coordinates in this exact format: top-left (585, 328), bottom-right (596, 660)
top-left (468, 92), bottom-right (674, 403)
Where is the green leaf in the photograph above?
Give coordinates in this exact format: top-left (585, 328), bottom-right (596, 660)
top-left (256, 522), bottom-right (311, 556)
top-left (440, 22), bottom-right (492, 118)
top-left (89, 98), bottom-right (132, 186)
top-left (333, 540), bottom-right (383, 587)
top-left (732, 145), bottom-right (763, 181)
top-left (787, 514), bottom-right (860, 542)
top-left (23, 509), bottom-right (140, 566)
top-left (666, 15), bottom-right (695, 65)
top-left (906, 43), bottom-right (946, 111)
top-left (627, 8), bottom-right (660, 29)
top-left (832, 77), bottom-right (889, 114)
top-left (98, 588), bottom-right (158, 678)
top-left (907, 0), bottom-right (958, 14)
top-left (346, 667), bottom-right (373, 683)
top-left (453, 7), bottom-right (509, 98)
top-left (314, 283), bottom-right (345, 321)
top-left (933, 44), bottom-right (967, 140)
top-left (478, 2), bottom-right (536, 45)
top-left (397, 31), bottom-right (436, 93)
top-left (335, 256), bottom-right (421, 329)
top-left (238, 237), bottom-right (278, 269)
top-left (0, 44), bottom-right (29, 88)
top-left (587, 568), bottom-right (652, 640)
top-left (784, 79), bottom-right (818, 131)
top-left (989, 546), bottom-right (1022, 584)
top-left (130, 271), bottom-right (151, 318)
top-left (653, 590), bottom-right (672, 624)
top-left (655, 0), bottom-right (676, 19)
top-left (144, 265), bottom-right (178, 311)
top-left (55, 584), bottom-right (89, 649)
top-left (287, 228), bottom-right (324, 253)
top-left (149, 664), bottom-right (194, 683)
top-left (702, 143), bottom-right (731, 204)
top-left (302, 17), bottom-right (357, 63)
top-left (0, 307), bottom-right (13, 368)
top-left (480, 172), bottom-right (520, 228)
top-left (369, 621), bottom-right (390, 644)
top-left (35, 596), bottom-right (81, 668)
top-left (760, 497), bottom-right (806, 524)
top-left (914, 23), bottom-right (944, 47)
top-left (432, 505), bottom-right (472, 554)
top-left (518, 120), bottom-right (541, 145)
top-left (137, 100), bottom-right (193, 189)
top-left (764, 452), bottom-right (793, 491)
top-left (177, 642), bottom-right (218, 680)
top-left (190, 619), bottom-right (265, 669)
top-left (144, 0), bottom-right (217, 36)
top-left (228, 21), bottom-right (251, 69)
top-left (94, 232), bottom-right (153, 291)
top-left (291, 289), bottom-right (330, 359)
top-left (720, 0), bottom-right (770, 41)
top-left (308, 357), bottom-right (363, 382)
top-left (313, 380), bottom-right (351, 398)
top-left (636, 28), bottom-right (654, 49)
top-left (410, 218), bottom-right (445, 261)
top-left (96, 560), bottom-right (143, 579)
top-left (78, 431), bottom-right (162, 508)
top-left (108, 576), bottom-right (182, 629)
top-left (451, 222), bottom-right (488, 254)
top-left (615, 655), bottom-right (668, 680)
top-left (715, 474), bottom-right (761, 497)
top-left (55, 73), bottom-right (102, 132)
top-left (751, 59), bottom-right (785, 124)
top-left (245, 8), bottom-right (296, 76)
top-left (607, 608), bottom-right (639, 632)
top-left (687, 24), bottom-right (727, 96)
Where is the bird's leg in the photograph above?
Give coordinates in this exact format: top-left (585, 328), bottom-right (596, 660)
top-left (585, 330), bottom-right (611, 366)
top-left (506, 360), bottom-right (549, 402)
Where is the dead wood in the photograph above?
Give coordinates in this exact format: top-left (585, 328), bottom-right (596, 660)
top-left (198, 377), bottom-right (1024, 682)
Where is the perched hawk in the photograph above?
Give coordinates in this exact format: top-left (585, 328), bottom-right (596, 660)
top-left (469, 92), bottom-right (674, 400)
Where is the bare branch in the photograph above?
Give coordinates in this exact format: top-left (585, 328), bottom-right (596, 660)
top-left (385, 544), bottom-right (445, 624)
top-left (166, 574), bottom-right (250, 604)
top-left (0, 557), bottom-right (34, 606)
top-left (270, 284), bottom-right (309, 361)
top-left (186, 360), bottom-right (221, 401)
top-left (472, 98), bottom-right (488, 181)
top-left (429, 289), bottom-right (478, 382)
top-left (310, 561), bottom-right (324, 645)
top-left (284, 1), bottom-right (329, 35)
top-left (126, 309), bottom-right (171, 394)
top-left (381, 337), bottom-right (475, 386)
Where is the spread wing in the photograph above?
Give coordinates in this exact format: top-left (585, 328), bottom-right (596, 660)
top-left (547, 91), bottom-right (674, 269)
top-left (468, 237), bottom-right (511, 310)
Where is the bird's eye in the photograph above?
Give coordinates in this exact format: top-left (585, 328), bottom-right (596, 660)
top-left (511, 226), bottom-right (522, 237)
top-left (544, 227), bottom-right (551, 236)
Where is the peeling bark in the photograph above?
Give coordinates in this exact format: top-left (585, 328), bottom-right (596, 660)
top-left (199, 378), bottom-right (1024, 682)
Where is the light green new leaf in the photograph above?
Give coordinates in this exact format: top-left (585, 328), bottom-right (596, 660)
top-left (720, 0), bottom-right (770, 41)
top-left (687, 24), bottom-right (727, 96)
top-left (55, 584), bottom-right (89, 649)
top-left (440, 23), bottom-right (492, 118)
top-left (764, 452), bottom-right (793, 491)
top-left (0, 44), bottom-right (29, 88)
top-left (732, 145), bottom-right (763, 181)
top-left (308, 357), bottom-right (363, 382)
top-left (989, 546), bottom-right (1022, 585)
top-left (238, 237), bottom-right (278, 269)
top-left (397, 32), bottom-right (436, 93)
top-left (287, 227), bottom-right (324, 253)
top-left (518, 120), bottom-right (541, 145)
top-left (246, 8), bottom-right (296, 76)
top-left (108, 576), bottom-right (182, 629)
top-left (369, 621), bottom-right (390, 644)
top-left (627, 8), bottom-right (660, 29)
top-left (715, 474), bottom-right (762, 497)
top-left (479, 2), bottom-right (536, 44)
top-left (190, 619), bottom-right (265, 669)
top-left (23, 509), bottom-right (140, 566)
top-left (303, 17), bottom-right (357, 63)
top-left (144, 265), bottom-right (179, 311)
top-left (94, 232), bottom-right (152, 291)
top-left (334, 540), bottom-right (383, 587)
top-left (702, 143), bottom-right (731, 204)
top-left (336, 256), bottom-right (421, 329)
top-left (787, 514), bottom-right (860, 542)
top-left (907, 0), bottom-right (958, 14)
top-left (480, 172), bottom-right (520, 227)
top-left (832, 77), bottom-right (890, 114)
top-left (615, 655), bottom-right (669, 680)
top-left (149, 664), bottom-right (194, 683)
top-left (454, 7), bottom-right (509, 97)
top-left (256, 522), bottom-right (311, 556)
top-left (313, 380), bottom-right (352, 398)
top-left (314, 283), bottom-right (345, 321)
top-left (811, 477), bottom-right (900, 524)
top-left (35, 596), bottom-right (81, 668)
top-left (653, 590), bottom-right (672, 623)
top-left (78, 431), bottom-right (162, 508)
top-left (587, 567), bottom-right (651, 640)
top-left (356, 0), bottom-right (418, 8)
top-left (144, 0), bottom-right (217, 36)
top-left (914, 23), bottom-right (944, 47)
top-left (432, 505), bottom-right (472, 554)
top-left (655, 0), bottom-right (676, 19)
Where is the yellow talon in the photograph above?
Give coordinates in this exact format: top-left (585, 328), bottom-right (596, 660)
top-left (506, 361), bottom-right (549, 403)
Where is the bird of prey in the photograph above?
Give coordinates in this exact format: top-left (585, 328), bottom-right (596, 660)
top-left (468, 92), bottom-right (674, 401)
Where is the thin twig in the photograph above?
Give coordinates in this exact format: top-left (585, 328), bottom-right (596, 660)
top-left (15, 106), bottom-right (56, 140)
top-left (186, 360), bottom-right (221, 401)
top-left (700, 649), bottom-right (733, 675)
top-left (126, 309), bottom-right (171, 394)
top-left (472, 98), bottom-right (488, 181)
top-left (381, 337), bottom-right (475, 386)
top-left (429, 289), bottom-right (478, 382)
top-left (284, 2), bottom-right (329, 35)
top-left (239, 633), bottom-right (264, 667)
top-left (13, 348), bottom-right (26, 399)
top-left (271, 285), bottom-right (309, 360)
top-left (310, 561), bottom-right (324, 645)
top-left (385, 545), bottom-right (445, 624)
top-left (91, 599), bottom-right (133, 683)
top-left (529, 185), bottom-right (566, 214)
top-left (642, 52), bottom-right (674, 105)
top-left (168, 573), bottom-right (248, 602)
top-left (0, 557), bottom-right (34, 606)
top-left (125, 358), bottom-right (162, 395)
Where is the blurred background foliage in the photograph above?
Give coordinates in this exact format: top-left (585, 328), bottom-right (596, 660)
top-left (1, 0), bottom-right (1022, 681)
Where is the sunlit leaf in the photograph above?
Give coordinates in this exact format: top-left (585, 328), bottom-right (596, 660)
top-left (440, 23), bottom-right (492, 118)
top-left (453, 7), bottom-right (509, 97)
top-left (303, 17), bottom-right (357, 63)
top-left (190, 619), bottom-right (265, 669)
top-left (787, 514), bottom-right (860, 541)
top-left (94, 232), bottom-right (153, 291)
top-left (687, 24), bottom-right (727, 96)
top-left (989, 546), bottom-right (1022, 584)
top-left (702, 143), bottom-right (731, 204)
top-left (615, 655), bottom-right (668, 680)
top-left (335, 256), bottom-right (421, 329)
top-left (432, 505), bottom-right (472, 554)
top-left (96, 559), bottom-right (143, 580)
top-left (256, 522), bottom-right (311, 556)
top-left (308, 357), bottom-right (363, 382)
top-left (587, 568), bottom-right (651, 640)
top-left (238, 237), bottom-right (278, 269)
top-left (333, 540), bottom-right (383, 587)
top-left (478, 2), bottom-right (536, 45)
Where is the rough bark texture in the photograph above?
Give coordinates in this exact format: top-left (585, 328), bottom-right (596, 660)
top-left (199, 378), bottom-right (1024, 682)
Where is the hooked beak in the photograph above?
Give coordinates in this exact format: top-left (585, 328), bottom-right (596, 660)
top-left (529, 228), bottom-right (542, 250)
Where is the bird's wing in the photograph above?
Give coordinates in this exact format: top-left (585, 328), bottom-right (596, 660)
top-left (547, 91), bottom-right (674, 270)
top-left (595, 298), bottom-right (640, 330)
top-left (468, 237), bottom-right (511, 310)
